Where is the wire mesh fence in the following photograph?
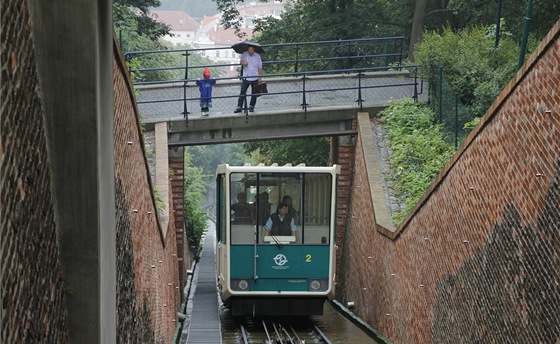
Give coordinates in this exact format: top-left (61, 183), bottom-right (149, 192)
top-left (125, 37), bottom-right (423, 123)
top-left (429, 66), bottom-right (474, 148)
top-left (135, 70), bottom-right (421, 122)
top-left (125, 37), bottom-right (407, 84)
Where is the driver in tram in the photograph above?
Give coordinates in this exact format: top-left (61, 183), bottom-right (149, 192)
top-left (263, 202), bottom-right (297, 237)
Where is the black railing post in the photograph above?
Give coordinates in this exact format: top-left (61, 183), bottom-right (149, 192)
top-left (182, 50), bottom-right (190, 126)
top-left (347, 41), bottom-right (352, 69)
top-left (356, 72), bottom-right (364, 110)
top-left (398, 38), bottom-right (403, 66)
top-left (124, 52), bottom-right (132, 75)
top-left (413, 66), bottom-right (419, 101)
top-left (454, 95), bottom-right (459, 148)
top-left (301, 74), bottom-right (308, 119)
top-left (184, 49), bottom-right (190, 80)
top-left (119, 30), bottom-right (124, 53)
top-left (384, 37), bottom-right (389, 67)
top-left (438, 67), bottom-right (443, 123)
top-left (245, 84), bottom-right (249, 123)
top-left (242, 77), bottom-right (249, 123)
top-left (295, 44), bottom-right (299, 73)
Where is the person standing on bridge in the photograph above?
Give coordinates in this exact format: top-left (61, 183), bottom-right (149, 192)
top-left (196, 67), bottom-right (216, 116)
top-left (234, 45), bottom-right (263, 113)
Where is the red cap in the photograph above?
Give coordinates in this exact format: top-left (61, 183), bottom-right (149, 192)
top-left (203, 68), bottom-right (211, 78)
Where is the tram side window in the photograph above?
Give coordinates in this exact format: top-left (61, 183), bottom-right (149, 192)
top-left (217, 174), bottom-right (226, 243)
top-left (230, 173), bottom-right (256, 244)
top-left (302, 173), bottom-right (332, 244)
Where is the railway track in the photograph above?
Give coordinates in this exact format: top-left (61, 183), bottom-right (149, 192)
top-left (237, 317), bottom-right (332, 344)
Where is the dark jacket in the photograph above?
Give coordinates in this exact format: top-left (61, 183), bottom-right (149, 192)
top-left (270, 213), bottom-right (293, 236)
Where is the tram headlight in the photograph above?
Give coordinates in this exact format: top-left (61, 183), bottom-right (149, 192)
top-left (309, 279), bottom-right (328, 292)
top-left (232, 279), bottom-right (250, 291)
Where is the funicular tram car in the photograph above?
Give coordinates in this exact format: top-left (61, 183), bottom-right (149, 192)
top-left (215, 164), bottom-right (340, 316)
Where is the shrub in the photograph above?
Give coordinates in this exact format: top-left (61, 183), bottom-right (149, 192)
top-left (414, 25), bottom-right (529, 119)
top-left (380, 99), bottom-right (455, 224)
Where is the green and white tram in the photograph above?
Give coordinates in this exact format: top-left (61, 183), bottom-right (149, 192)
top-left (215, 164), bottom-right (340, 316)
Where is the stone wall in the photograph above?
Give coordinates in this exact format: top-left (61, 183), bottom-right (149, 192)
top-left (1, 0), bottom-right (70, 342)
top-left (339, 21), bottom-right (560, 343)
top-left (113, 38), bottom-right (181, 343)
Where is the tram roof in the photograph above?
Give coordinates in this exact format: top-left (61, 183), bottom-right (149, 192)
top-left (216, 164), bottom-right (341, 175)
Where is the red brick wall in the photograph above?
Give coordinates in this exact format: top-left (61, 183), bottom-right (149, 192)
top-left (331, 134), bottom-right (357, 276)
top-left (170, 155), bottom-right (194, 287)
top-left (113, 37), bottom-right (181, 343)
top-left (1, 0), bottom-right (70, 342)
top-left (339, 22), bottom-right (560, 343)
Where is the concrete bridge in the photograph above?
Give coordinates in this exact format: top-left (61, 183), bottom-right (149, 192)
top-left (139, 71), bottom-right (424, 145)
top-left (132, 35), bottom-right (423, 145)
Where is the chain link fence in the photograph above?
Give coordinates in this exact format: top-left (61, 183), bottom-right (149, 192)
top-left (429, 66), bottom-right (474, 148)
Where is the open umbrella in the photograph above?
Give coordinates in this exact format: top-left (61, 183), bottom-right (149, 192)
top-left (231, 41), bottom-right (265, 54)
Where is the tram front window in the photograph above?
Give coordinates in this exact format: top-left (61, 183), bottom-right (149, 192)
top-left (229, 171), bottom-right (332, 245)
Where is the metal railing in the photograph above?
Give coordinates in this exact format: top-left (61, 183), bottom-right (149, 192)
top-left (124, 37), bottom-right (422, 125)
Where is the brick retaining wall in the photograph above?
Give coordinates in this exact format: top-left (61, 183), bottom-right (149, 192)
top-left (114, 37), bottom-right (181, 343)
top-left (339, 21), bottom-right (560, 343)
top-left (1, 0), bottom-right (70, 341)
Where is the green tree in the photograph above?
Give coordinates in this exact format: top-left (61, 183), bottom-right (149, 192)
top-left (414, 25), bottom-right (536, 119)
top-left (242, 138), bottom-right (330, 166)
top-left (114, 0), bottom-right (170, 42)
top-left (186, 143), bottom-right (248, 199)
top-left (188, 144), bottom-right (247, 174)
top-left (252, 0), bottom-right (412, 43)
top-left (184, 150), bottom-right (209, 253)
top-left (448, 0), bottom-right (558, 42)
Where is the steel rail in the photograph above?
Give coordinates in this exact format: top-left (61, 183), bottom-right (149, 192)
top-left (312, 324), bottom-right (332, 344)
top-left (239, 320), bottom-right (249, 344)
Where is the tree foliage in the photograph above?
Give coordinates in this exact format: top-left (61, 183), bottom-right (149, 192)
top-left (242, 138), bottom-right (330, 166)
top-left (113, 2), bottom-right (221, 81)
top-left (380, 99), bottom-right (455, 224)
top-left (448, 0), bottom-right (558, 42)
top-left (215, 0), bottom-right (558, 62)
top-left (414, 24), bottom-right (537, 118)
top-left (187, 144), bottom-right (247, 176)
top-left (251, 0), bottom-right (412, 43)
top-left (184, 150), bottom-right (210, 253)
top-left (114, 0), bottom-right (170, 42)
top-left (113, 0), bottom-right (171, 54)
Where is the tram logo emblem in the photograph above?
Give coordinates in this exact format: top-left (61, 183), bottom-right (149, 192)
top-left (273, 254), bottom-right (288, 266)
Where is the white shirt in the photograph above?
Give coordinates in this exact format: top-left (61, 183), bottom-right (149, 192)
top-left (241, 51), bottom-right (262, 81)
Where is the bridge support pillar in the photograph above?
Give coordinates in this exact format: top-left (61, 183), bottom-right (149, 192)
top-left (168, 147), bottom-right (191, 290)
top-left (330, 122), bottom-right (357, 277)
top-left (28, 0), bottom-right (116, 342)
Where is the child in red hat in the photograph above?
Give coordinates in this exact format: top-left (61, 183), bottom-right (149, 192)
top-left (196, 68), bottom-right (216, 115)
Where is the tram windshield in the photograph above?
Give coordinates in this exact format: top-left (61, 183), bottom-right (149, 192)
top-left (229, 172), bottom-right (333, 245)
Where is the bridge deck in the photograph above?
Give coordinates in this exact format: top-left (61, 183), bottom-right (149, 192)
top-left (138, 71), bottom-right (425, 124)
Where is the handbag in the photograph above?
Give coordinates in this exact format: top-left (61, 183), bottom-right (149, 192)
top-left (253, 82), bottom-right (268, 95)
